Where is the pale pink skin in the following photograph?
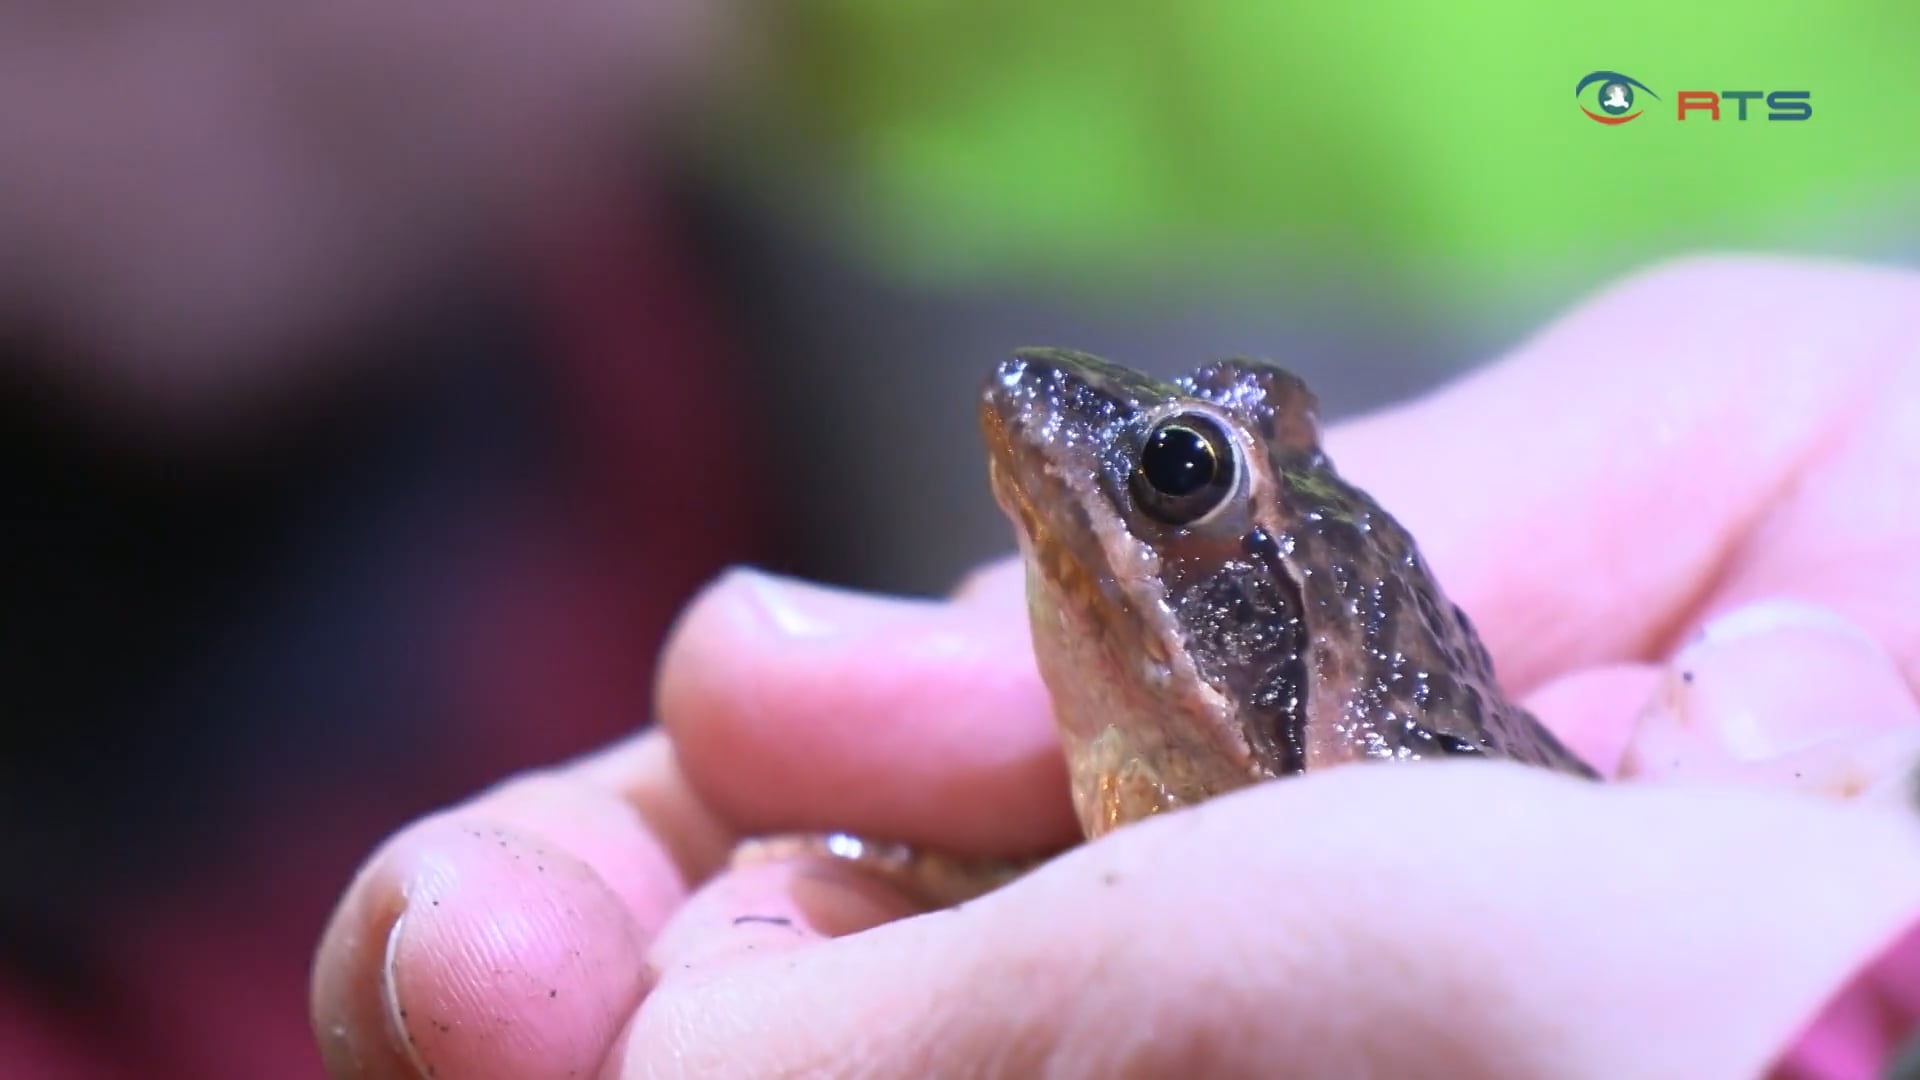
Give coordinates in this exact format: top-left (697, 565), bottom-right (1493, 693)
top-left (312, 257), bottom-right (1920, 1079)
top-left (0, 1), bottom-right (733, 428)
top-left (1620, 599), bottom-right (1920, 803)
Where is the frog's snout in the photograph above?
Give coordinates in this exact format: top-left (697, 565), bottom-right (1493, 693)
top-left (978, 357), bottom-right (1032, 433)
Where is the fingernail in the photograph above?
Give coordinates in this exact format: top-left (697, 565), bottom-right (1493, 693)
top-left (378, 913), bottom-right (429, 1078)
top-left (1678, 599), bottom-right (1910, 752)
top-left (725, 566), bottom-right (934, 640)
top-left (1686, 597), bottom-right (1877, 651)
top-left (378, 859), bottom-right (457, 1078)
top-left (1622, 598), bottom-right (1920, 796)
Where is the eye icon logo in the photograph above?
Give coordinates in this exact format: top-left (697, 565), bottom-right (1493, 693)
top-left (1576, 70), bottom-right (1658, 125)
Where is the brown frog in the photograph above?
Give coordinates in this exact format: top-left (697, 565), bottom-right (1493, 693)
top-left (981, 346), bottom-right (1598, 839)
top-left (733, 348), bottom-right (1596, 903)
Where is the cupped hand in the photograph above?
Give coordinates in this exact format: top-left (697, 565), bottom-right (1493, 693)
top-left (312, 257), bottom-right (1920, 1079)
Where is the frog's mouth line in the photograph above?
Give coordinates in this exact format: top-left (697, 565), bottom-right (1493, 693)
top-left (991, 463), bottom-right (1083, 598)
top-left (979, 396), bottom-right (1128, 632)
top-left (988, 477), bottom-right (1138, 667)
top-left (980, 404), bottom-right (1042, 534)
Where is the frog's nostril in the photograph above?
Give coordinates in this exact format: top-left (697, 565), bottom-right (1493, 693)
top-left (980, 360), bottom-right (1044, 434)
top-left (984, 357), bottom-right (1041, 412)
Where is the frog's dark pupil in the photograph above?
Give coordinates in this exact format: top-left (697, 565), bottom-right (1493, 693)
top-left (1130, 413), bottom-right (1237, 526)
top-left (1141, 426), bottom-right (1215, 496)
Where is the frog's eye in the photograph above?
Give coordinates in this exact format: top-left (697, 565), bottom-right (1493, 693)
top-left (1131, 413), bottom-right (1238, 525)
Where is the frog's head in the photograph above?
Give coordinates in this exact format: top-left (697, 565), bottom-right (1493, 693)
top-left (977, 347), bottom-right (1330, 835)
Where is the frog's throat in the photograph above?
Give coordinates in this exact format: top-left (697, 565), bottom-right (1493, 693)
top-left (1068, 726), bottom-right (1185, 838)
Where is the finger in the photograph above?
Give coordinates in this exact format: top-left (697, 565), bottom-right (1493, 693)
top-left (948, 556), bottom-right (1023, 607)
top-left (1620, 598), bottom-right (1920, 801)
top-left (658, 559), bottom-right (1639, 857)
top-left (606, 855), bottom-right (948, 1078)
top-left (1521, 661), bottom-right (1661, 776)
top-left (567, 721), bottom-right (737, 889)
top-left (660, 258), bottom-right (1920, 856)
top-left (1515, 599), bottom-right (1920, 792)
top-left (614, 764), bottom-right (1920, 1080)
top-left (658, 567), bottom-right (1078, 855)
top-left (312, 730), bottom-right (728, 1079)
top-left (641, 857), bottom-right (925, 979)
top-left (1324, 256), bottom-right (1920, 691)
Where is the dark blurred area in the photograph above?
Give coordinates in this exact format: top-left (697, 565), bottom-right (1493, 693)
top-left (2, 2), bottom-right (1916, 1075)
top-left (0, 5), bottom-right (781, 1075)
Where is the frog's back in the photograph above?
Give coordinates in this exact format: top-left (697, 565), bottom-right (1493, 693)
top-left (1276, 461), bottom-right (1598, 778)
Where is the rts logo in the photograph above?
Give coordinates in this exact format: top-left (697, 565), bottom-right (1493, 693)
top-left (1575, 70), bottom-right (1813, 124)
top-left (1576, 71), bottom-right (1657, 124)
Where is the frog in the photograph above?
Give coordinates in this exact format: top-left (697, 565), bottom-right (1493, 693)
top-left (981, 346), bottom-right (1599, 837)
top-left (731, 348), bottom-right (1597, 904)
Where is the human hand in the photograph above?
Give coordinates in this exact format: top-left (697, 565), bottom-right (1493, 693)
top-left (312, 256), bottom-right (1920, 1078)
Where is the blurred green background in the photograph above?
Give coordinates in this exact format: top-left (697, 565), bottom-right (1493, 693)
top-left (736, 3), bottom-right (1913, 301)
top-left (696, 2), bottom-right (1918, 592)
